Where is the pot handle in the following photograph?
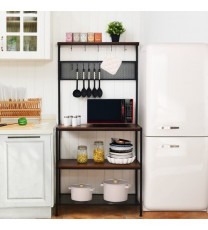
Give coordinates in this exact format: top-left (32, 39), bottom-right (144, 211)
top-left (125, 184), bottom-right (131, 189)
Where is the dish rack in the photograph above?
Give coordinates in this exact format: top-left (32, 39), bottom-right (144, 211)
top-left (0, 98), bottom-right (42, 120)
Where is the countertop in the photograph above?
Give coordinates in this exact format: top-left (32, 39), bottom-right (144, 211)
top-left (0, 115), bottom-right (56, 135)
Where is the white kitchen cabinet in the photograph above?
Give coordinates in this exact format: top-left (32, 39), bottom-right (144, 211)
top-left (0, 134), bottom-right (54, 218)
top-left (0, 11), bottom-right (51, 60)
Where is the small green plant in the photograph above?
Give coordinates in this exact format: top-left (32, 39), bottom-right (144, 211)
top-left (106, 21), bottom-right (126, 35)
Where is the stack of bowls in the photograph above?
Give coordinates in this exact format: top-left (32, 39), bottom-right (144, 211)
top-left (107, 138), bottom-right (135, 164)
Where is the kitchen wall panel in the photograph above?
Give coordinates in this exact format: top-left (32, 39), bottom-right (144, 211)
top-left (0, 11), bottom-right (141, 193)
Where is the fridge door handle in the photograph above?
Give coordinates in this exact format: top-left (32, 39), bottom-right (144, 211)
top-left (160, 126), bottom-right (180, 130)
top-left (160, 144), bottom-right (180, 148)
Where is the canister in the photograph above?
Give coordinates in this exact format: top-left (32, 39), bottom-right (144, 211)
top-left (73, 33), bottom-right (80, 42)
top-left (77, 145), bottom-right (88, 163)
top-left (72, 116), bottom-right (77, 127)
top-left (93, 141), bottom-right (104, 163)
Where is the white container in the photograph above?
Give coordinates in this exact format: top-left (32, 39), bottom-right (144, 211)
top-left (72, 116), bottom-right (77, 127)
top-left (63, 116), bottom-right (72, 126)
top-left (68, 184), bottom-right (94, 202)
top-left (100, 179), bottom-right (130, 202)
top-left (77, 115), bottom-right (81, 126)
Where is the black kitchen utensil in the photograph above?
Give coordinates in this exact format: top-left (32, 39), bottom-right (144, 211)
top-left (72, 64), bottom-right (81, 98)
top-left (81, 63), bottom-right (87, 97)
top-left (97, 64), bottom-right (103, 98)
top-left (92, 64), bottom-right (97, 98)
top-left (86, 63), bottom-right (92, 97)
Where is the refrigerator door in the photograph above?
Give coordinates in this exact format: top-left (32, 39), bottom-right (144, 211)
top-left (140, 44), bottom-right (208, 136)
top-left (143, 137), bottom-right (208, 211)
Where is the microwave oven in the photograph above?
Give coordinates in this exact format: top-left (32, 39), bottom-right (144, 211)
top-left (87, 99), bottom-right (133, 124)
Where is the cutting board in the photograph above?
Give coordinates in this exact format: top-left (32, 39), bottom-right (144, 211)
top-left (0, 123), bottom-right (35, 130)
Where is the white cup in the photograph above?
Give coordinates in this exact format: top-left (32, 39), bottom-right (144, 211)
top-left (63, 116), bottom-right (71, 126)
top-left (72, 116), bottom-right (77, 127)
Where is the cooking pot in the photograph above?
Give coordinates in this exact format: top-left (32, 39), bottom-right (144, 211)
top-left (68, 184), bottom-right (94, 202)
top-left (100, 179), bottom-right (130, 202)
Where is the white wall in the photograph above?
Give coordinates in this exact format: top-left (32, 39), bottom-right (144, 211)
top-left (140, 11), bottom-right (208, 43)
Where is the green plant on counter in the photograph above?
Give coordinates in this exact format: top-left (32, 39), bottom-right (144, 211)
top-left (106, 21), bottom-right (126, 35)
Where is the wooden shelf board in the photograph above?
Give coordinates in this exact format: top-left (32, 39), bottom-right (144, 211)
top-left (58, 42), bottom-right (139, 46)
top-left (58, 194), bottom-right (140, 206)
top-left (56, 124), bottom-right (142, 131)
top-left (57, 159), bottom-right (141, 170)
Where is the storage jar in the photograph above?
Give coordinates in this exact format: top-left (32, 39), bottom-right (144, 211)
top-left (77, 145), bottom-right (88, 163)
top-left (93, 141), bottom-right (104, 163)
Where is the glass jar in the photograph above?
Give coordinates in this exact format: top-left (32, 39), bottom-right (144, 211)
top-left (93, 141), bottom-right (104, 163)
top-left (77, 145), bottom-right (88, 164)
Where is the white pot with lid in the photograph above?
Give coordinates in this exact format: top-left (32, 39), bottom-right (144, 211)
top-left (68, 184), bottom-right (94, 202)
top-left (100, 179), bottom-right (130, 202)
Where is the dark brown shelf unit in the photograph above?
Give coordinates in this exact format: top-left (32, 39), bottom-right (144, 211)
top-left (56, 42), bottom-right (142, 217)
top-left (58, 159), bottom-right (141, 170)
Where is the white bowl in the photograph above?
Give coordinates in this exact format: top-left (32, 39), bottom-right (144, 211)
top-left (107, 156), bottom-right (136, 164)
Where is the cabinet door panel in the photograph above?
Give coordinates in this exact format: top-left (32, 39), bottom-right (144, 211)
top-left (7, 142), bottom-right (44, 199)
top-left (0, 135), bottom-right (52, 207)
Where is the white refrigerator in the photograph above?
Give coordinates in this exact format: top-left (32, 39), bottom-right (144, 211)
top-left (139, 44), bottom-right (208, 211)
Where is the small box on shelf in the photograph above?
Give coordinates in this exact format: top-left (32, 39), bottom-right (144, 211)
top-left (87, 33), bottom-right (94, 42)
top-left (94, 33), bottom-right (102, 42)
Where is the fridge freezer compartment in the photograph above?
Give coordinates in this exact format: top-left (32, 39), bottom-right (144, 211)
top-left (143, 137), bottom-right (208, 211)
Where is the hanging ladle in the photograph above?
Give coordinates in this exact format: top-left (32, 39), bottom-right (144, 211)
top-left (81, 63), bottom-right (87, 97)
top-left (72, 64), bottom-right (81, 98)
top-left (92, 63), bottom-right (98, 98)
top-left (86, 63), bottom-right (92, 97)
top-left (97, 63), bottom-right (103, 98)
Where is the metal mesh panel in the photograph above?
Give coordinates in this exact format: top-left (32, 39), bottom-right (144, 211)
top-left (60, 61), bottom-right (136, 80)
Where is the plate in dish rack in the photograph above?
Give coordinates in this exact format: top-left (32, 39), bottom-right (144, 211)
top-left (107, 156), bottom-right (136, 164)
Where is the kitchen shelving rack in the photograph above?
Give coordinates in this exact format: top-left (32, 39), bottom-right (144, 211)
top-left (55, 42), bottom-right (143, 217)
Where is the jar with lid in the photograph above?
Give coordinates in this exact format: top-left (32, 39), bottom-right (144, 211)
top-left (93, 141), bottom-right (105, 163)
top-left (77, 145), bottom-right (88, 164)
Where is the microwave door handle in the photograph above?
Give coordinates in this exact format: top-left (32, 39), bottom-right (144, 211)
top-left (121, 101), bottom-right (125, 121)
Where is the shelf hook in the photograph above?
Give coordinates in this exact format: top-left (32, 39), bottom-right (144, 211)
top-left (124, 45), bottom-right (127, 52)
top-left (71, 45), bottom-right (72, 51)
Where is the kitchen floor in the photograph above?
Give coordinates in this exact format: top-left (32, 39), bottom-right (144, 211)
top-left (52, 206), bottom-right (208, 219)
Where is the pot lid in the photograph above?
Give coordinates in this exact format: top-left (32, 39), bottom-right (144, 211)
top-left (103, 179), bottom-right (128, 185)
top-left (70, 184), bottom-right (92, 188)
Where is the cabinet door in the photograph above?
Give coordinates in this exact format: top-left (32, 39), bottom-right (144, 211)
top-left (143, 137), bottom-right (208, 210)
top-left (0, 135), bottom-right (52, 207)
top-left (142, 44), bottom-right (208, 136)
top-left (0, 11), bottom-right (50, 60)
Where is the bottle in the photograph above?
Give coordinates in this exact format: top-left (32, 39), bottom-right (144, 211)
top-left (93, 141), bottom-right (104, 163)
top-left (77, 145), bottom-right (88, 164)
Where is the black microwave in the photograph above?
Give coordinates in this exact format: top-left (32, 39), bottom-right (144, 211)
top-left (87, 99), bottom-right (133, 124)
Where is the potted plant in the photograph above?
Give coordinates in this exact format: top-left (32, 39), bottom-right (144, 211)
top-left (106, 21), bottom-right (126, 42)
